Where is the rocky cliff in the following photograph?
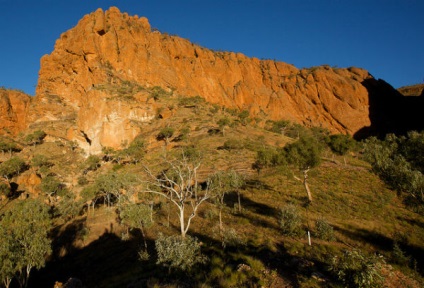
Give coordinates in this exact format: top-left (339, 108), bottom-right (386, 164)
top-left (4, 7), bottom-right (420, 153)
top-left (0, 89), bottom-right (31, 136)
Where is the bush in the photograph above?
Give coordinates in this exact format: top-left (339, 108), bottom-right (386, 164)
top-left (330, 249), bottom-right (385, 288)
top-left (31, 154), bottom-right (51, 168)
top-left (314, 218), bottom-right (335, 241)
top-left (363, 133), bottom-right (424, 208)
top-left (284, 136), bottom-right (323, 169)
top-left (84, 155), bottom-right (101, 172)
top-left (278, 204), bottom-right (303, 237)
top-left (222, 139), bottom-right (244, 150)
top-left (327, 134), bottom-right (355, 155)
top-left (0, 182), bottom-right (11, 197)
top-left (40, 175), bottom-right (67, 198)
top-left (157, 127), bottom-right (175, 143)
top-left (25, 130), bottom-right (46, 146)
top-left (390, 242), bottom-right (410, 266)
top-left (155, 233), bottom-right (207, 272)
top-left (0, 156), bottom-right (26, 179)
top-left (77, 176), bottom-right (89, 186)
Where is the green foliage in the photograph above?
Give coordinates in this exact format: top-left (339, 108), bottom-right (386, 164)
top-left (238, 110), bottom-right (250, 125)
top-left (180, 145), bottom-right (201, 161)
top-left (217, 116), bottom-right (231, 128)
top-left (330, 249), bottom-right (385, 288)
top-left (278, 204), bottom-right (303, 237)
top-left (93, 171), bottom-right (138, 206)
top-left (0, 182), bottom-right (11, 197)
top-left (284, 136), bottom-right (323, 169)
top-left (0, 141), bottom-right (20, 154)
top-left (0, 156), bottom-right (26, 179)
top-left (314, 218), bottom-right (335, 241)
top-left (119, 135), bottom-right (146, 163)
top-left (0, 199), bottom-right (52, 287)
top-left (119, 203), bottom-right (153, 230)
top-left (24, 130), bottom-right (46, 146)
top-left (157, 127), bottom-right (175, 143)
top-left (77, 176), bottom-right (89, 186)
top-left (253, 147), bottom-right (277, 172)
top-left (31, 154), bottom-right (51, 168)
top-left (149, 86), bottom-right (171, 101)
top-left (53, 193), bottom-right (83, 221)
top-left (39, 175), bottom-right (67, 197)
top-left (178, 95), bottom-right (206, 107)
top-left (222, 138), bottom-right (244, 150)
top-left (390, 242), bottom-right (410, 266)
top-left (265, 120), bottom-right (308, 138)
top-left (363, 133), bottom-right (424, 208)
top-left (84, 155), bottom-right (101, 172)
top-left (155, 233), bottom-right (207, 272)
top-left (266, 119), bottom-right (291, 134)
top-left (327, 134), bottom-right (356, 155)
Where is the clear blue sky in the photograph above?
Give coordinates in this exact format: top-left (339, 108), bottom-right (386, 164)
top-left (1, 0), bottom-right (423, 95)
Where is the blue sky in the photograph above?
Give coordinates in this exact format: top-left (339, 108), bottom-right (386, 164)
top-left (0, 0), bottom-right (423, 95)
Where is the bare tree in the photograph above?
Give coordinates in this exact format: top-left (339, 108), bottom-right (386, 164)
top-left (141, 156), bottom-right (210, 238)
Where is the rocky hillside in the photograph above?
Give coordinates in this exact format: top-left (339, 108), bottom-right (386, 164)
top-left (398, 83), bottom-right (424, 96)
top-left (1, 7), bottom-right (422, 153)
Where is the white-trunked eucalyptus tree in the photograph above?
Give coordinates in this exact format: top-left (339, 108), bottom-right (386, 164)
top-left (140, 156), bottom-right (210, 238)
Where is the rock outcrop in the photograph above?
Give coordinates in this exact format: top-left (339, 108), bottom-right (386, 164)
top-left (0, 89), bottom-right (31, 136)
top-left (32, 7), bottom-right (375, 153)
top-left (4, 7), bottom-right (421, 153)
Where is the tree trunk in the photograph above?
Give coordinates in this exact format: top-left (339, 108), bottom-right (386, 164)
top-left (303, 168), bottom-right (313, 203)
top-left (179, 207), bottom-right (186, 238)
top-left (140, 224), bottom-right (148, 252)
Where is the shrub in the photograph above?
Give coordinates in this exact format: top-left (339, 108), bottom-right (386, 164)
top-left (178, 95), bottom-right (205, 106)
top-left (31, 154), bottom-right (51, 168)
top-left (390, 242), bottom-right (410, 266)
top-left (363, 134), bottom-right (424, 208)
top-left (0, 156), bottom-right (26, 179)
top-left (25, 130), bottom-right (46, 146)
top-left (40, 175), bottom-right (67, 198)
top-left (84, 155), bottom-right (101, 172)
top-left (77, 176), bottom-right (89, 186)
top-left (278, 204), bottom-right (303, 237)
top-left (238, 110), bottom-right (250, 125)
top-left (157, 127), bottom-right (175, 144)
top-left (327, 134), bottom-right (355, 155)
top-left (330, 249), bottom-right (385, 288)
top-left (314, 218), bottom-right (335, 241)
top-left (222, 139), bottom-right (244, 150)
top-left (284, 136), bottom-right (323, 169)
top-left (0, 182), bottom-right (11, 197)
top-left (155, 233), bottom-right (207, 272)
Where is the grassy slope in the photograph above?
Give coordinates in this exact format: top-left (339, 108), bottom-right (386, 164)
top-left (1, 88), bottom-right (423, 287)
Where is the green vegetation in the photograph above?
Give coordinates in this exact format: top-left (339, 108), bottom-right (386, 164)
top-left (24, 130), bottom-right (46, 146)
top-left (363, 131), bottom-right (424, 211)
top-left (0, 199), bottom-right (52, 288)
top-left (1, 87), bottom-right (423, 287)
top-left (0, 156), bottom-right (26, 181)
top-left (330, 249), bottom-right (385, 288)
top-left (155, 233), bottom-right (207, 272)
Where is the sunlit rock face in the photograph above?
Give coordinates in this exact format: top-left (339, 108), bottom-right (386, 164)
top-left (8, 7), bottom-right (410, 152)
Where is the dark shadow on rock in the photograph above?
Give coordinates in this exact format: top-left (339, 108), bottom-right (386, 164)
top-left (354, 78), bottom-right (424, 140)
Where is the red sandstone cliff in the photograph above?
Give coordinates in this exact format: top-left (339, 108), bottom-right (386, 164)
top-left (0, 89), bottom-right (31, 135)
top-left (28, 7), bottom-right (377, 153)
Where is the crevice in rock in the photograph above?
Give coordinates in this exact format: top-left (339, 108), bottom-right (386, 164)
top-left (80, 130), bottom-right (92, 146)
